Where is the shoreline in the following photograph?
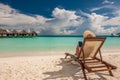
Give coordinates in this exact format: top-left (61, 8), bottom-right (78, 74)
top-left (0, 50), bottom-right (120, 58)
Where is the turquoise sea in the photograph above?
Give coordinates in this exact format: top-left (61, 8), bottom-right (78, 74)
top-left (0, 36), bottom-right (120, 56)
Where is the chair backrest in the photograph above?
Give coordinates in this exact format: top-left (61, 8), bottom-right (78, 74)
top-left (78, 37), bottom-right (106, 58)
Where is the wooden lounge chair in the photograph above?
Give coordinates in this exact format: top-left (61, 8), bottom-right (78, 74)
top-left (65, 37), bottom-right (117, 80)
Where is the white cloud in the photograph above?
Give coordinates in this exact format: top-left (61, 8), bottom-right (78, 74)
top-left (52, 8), bottom-right (78, 20)
top-left (88, 13), bottom-right (117, 34)
top-left (90, 5), bottom-right (117, 12)
top-left (0, 4), bottom-right (47, 26)
top-left (103, 17), bottom-right (120, 26)
top-left (112, 10), bottom-right (120, 16)
top-left (102, 0), bottom-right (114, 4)
top-left (39, 8), bottom-right (84, 35)
top-left (77, 11), bottom-right (120, 35)
top-left (0, 4), bottom-right (84, 35)
top-left (90, 7), bottom-right (103, 12)
top-left (0, 3), bottom-right (120, 35)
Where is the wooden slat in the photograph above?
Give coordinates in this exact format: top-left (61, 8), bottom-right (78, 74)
top-left (84, 58), bottom-right (95, 61)
top-left (84, 65), bottom-right (92, 72)
top-left (89, 65), bottom-right (106, 68)
top-left (85, 60), bottom-right (100, 63)
top-left (95, 57), bottom-right (117, 69)
top-left (91, 68), bottom-right (112, 72)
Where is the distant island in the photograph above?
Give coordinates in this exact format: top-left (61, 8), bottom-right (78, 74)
top-left (0, 28), bottom-right (37, 37)
top-left (111, 33), bottom-right (120, 37)
top-left (116, 33), bottom-right (120, 36)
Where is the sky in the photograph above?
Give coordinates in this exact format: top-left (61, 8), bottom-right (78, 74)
top-left (0, 0), bottom-right (120, 35)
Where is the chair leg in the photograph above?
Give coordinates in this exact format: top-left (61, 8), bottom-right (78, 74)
top-left (78, 60), bottom-right (87, 80)
top-left (65, 54), bottom-right (68, 59)
top-left (108, 67), bottom-right (113, 76)
top-left (81, 65), bottom-right (87, 80)
top-left (106, 65), bottom-right (113, 76)
top-left (109, 70), bottom-right (113, 76)
top-left (65, 53), bottom-right (70, 59)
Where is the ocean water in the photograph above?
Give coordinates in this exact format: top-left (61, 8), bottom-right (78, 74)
top-left (0, 36), bottom-right (120, 56)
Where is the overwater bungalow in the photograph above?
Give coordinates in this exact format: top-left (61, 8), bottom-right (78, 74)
top-left (0, 28), bottom-right (38, 37)
top-left (11, 30), bottom-right (19, 36)
top-left (29, 31), bottom-right (37, 36)
top-left (7, 30), bottom-right (18, 37)
top-left (19, 30), bottom-right (28, 36)
top-left (0, 28), bottom-right (8, 37)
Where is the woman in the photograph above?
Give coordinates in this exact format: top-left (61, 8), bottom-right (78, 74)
top-left (75, 30), bottom-right (96, 56)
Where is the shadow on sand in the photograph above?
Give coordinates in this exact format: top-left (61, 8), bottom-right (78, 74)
top-left (43, 58), bottom-right (108, 80)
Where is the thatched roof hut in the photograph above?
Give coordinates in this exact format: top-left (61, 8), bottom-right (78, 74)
top-left (9, 29), bottom-right (18, 36)
top-left (0, 28), bottom-right (37, 37)
top-left (29, 31), bottom-right (37, 36)
top-left (0, 28), bottom-right (8, 37)
top-left (18, 30), bottom-right (28, 36)
top-left (0, 28), bottom-right (8, 34)
top-left (12, 30), bottom-right (18, 34)
top-left (20, 30), bottom-right (28, 34)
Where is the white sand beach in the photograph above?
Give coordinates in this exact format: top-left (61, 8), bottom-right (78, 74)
top-left (0, 52), bottom-right (120, 80)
